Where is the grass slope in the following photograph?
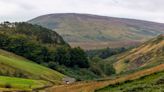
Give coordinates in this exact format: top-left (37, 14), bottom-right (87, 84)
top-left (0, 49), bottom-right (65, 84)
top-left (0, 76), bottom-right (48, 91)
top-left (29, 13), bottom-right (164, 49)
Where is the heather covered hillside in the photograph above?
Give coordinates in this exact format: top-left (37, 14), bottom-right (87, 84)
top-left (29, 13), bottom-right (164, 49)
top-left (110, 34), bottom-right (164, 73)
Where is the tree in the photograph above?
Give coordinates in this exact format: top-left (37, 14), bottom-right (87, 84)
top-left (0, 34), bottom-right (9, 48)
top-left (69, 47), bottom-right (89, 68)
top-left (0, 22), bottom-right (90, 72)
top-left (54, 47), bottom-right (70, 65)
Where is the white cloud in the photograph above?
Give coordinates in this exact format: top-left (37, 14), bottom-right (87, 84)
top-left (0, 1), bottom-right (20, 15)
top-left (0, 0), bottom-right (164, 23)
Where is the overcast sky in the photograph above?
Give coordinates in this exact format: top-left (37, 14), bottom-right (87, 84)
top-left (0, 0), bottom-right (164, 23)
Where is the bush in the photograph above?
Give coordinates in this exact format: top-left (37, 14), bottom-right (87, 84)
top-left (100, 63), bottom-right (115, 75)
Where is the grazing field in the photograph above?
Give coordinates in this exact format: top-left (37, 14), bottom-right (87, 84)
top-left (0, 49), bottom-right (65, 84)
top-left (48, 63), bottom-right (164, 92)
top-left (0, 76), bottom-right (48, 91)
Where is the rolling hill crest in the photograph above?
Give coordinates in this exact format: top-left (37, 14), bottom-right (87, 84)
top-left (29, 13), bottom-right (164, 49)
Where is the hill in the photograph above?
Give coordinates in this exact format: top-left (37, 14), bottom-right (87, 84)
top-left (28, 13), bottom-right (164, 49)
top-left (109, 34), bottom-right (164, 73)
top-left (0, 49), bottom-right (65, 84)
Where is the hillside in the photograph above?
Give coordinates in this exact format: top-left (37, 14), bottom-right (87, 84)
top-left (0, 22), bottom-right (99, 81)
top-left (111, 34), bottom-right (164, 73)
top-left (0, 49), bottom-right (65, 84)
top-left (97, 68), bottom-right (164, 92)
top-left (48, 63), bottom-right (164, 92)
top-left (46, 35), bottom-right (163, 92)
top-left (0, 22), bottom-right (67, 46)
top-left (28, 13), bottom-right (164, 49)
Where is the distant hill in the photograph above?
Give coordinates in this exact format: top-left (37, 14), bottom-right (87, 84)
top-left (113, 34), bottom-right (164, 73)
top-left (29, 13), bottom-right (164, 49)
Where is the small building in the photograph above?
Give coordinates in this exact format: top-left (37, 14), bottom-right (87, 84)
top-left (62, 77), bottom-right (76, 84)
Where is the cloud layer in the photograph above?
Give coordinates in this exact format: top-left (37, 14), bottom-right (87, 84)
top-left (0, 0), bottom-right (164, 23)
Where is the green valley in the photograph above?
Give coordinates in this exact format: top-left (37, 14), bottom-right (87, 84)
top-left (0, 13), bottom-right (163, 92)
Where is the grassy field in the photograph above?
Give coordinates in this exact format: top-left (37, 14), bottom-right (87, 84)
top-left (48, 63), bottom-right (164, 92)
top-left (0, 49), bottom-right (65, 84)
top-left (0, 76), bottom-right (48, 91)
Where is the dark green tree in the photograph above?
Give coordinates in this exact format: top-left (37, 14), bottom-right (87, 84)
top-left (69, 47), bottom-right (89, 68)
top-left (54, 47), bottom-right (70, 65)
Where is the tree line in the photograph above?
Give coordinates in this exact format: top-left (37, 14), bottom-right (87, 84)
top-left (0, 22), bottom-right (89, 69)
top-left (86, 47), bottom-right (128, 59)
